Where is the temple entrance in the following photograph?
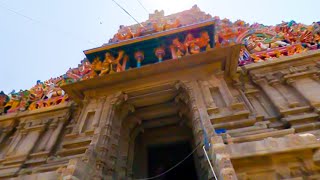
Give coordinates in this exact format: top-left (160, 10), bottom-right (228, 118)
top-left (111, 82), bottom-right (211, 179)
top-left (148, 141), bottom-right (198, 180)
top-left (131, 124), bottom-right (200, 179)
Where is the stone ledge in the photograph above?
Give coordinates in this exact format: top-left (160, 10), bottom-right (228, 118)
top-left (213, 118), bottom-right (256, 130)
top-left (279, 106), bottom-right (312, 116)
top-left (210, 110), bottom-right (250, 123)
top-left (228, 133), bottom-right (320, 159)
top-left (242, 49), bottom-right (320, 74)
top-left (0, 102), bottom-right (73, 122)
top-left (282, 112), bottom-right (319, 124)
top-left (62, 136), bottom-right (92, 149)
top-left (229, 128), bottom-right (294, 143)
top-left (57, 147), bottom-right (87, 157)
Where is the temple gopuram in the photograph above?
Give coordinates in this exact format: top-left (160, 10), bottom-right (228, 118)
top-left (1, 5), bottom-right (320, 180)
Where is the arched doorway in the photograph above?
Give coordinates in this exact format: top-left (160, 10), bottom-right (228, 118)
top-left (101, 81), bottom-right (213, 179)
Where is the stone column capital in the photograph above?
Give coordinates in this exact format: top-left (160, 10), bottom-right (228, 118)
top-left (285, 78), bottom-right (296, 86)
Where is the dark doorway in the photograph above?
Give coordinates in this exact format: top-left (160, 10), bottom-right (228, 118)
top-left (148, 141), bottom-right (198, 180)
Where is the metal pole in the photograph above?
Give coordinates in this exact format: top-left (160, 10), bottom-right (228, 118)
top-left (203, 145), bottom-right (218, 180)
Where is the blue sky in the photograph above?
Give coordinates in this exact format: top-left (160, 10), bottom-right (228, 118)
top-left (1, 0), bottom-right (319, 93)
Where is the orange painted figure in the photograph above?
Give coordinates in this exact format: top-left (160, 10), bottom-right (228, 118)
top-left (91, 57), bottom-right (103, 74)
top-left (0, 91), bottom-right (9, 114)
top-left (100, 51), bottom-right (126, 75)
top-left (196, 31), bottom-right (211, 50)
top-left (170, 38), bottom-right (186, 59)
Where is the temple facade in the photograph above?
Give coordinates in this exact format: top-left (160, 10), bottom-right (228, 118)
top-left (1, 5), bottom-right (320, 180)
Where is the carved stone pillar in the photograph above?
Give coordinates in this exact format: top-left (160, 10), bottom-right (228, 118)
top-left (45, 117), bottom-right (67, 152)
top-left (254, 78), bottom-right (288, 112)
top-left (72, 98), bottom-right (90, 134)
top-left (269, 79), bottom-right (300, 108)
top-left (175, 80), bottom-right (215, 176)
top-left (33, 120), bottom-right (55, 152)
top-left (5, 124), bottom-right (25, 156)
top-left (216, 74), bottom-right (236, 106)
top-left (210, 136), bottom-right (237, 180)
top-left (92, 96), bottom-right (107, 128)
top-left (287, 77), bottom-right (320, 108)
top-left (199, 80), bottom-right (219, 113)
top-left (82, 92), bottom-right (127, 179)
top-left (13, 124), bottom-right (45, 156)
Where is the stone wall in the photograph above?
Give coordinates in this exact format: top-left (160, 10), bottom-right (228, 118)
top-left (0, 51), bottom-right (319, 180)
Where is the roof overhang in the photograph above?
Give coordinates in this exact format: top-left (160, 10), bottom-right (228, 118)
top-left (62, 44), bottom-right (241, 103)
top-left (83, 20), bottom-right (215, 61)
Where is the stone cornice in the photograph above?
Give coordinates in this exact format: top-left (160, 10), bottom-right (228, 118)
top-left (0, 102), bottom-right (73, 123)
top-left (242, 50), bottom-right (320, 75)
top-left (62, 45), bottom-right (241, 103)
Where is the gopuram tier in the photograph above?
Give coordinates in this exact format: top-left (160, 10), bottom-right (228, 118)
top-left (1, 5), bottom-right (320, 180)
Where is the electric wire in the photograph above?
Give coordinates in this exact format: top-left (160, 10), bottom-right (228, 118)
top-left (0, 2), bottom-right (37, 22)
top-left (134, 143), bottom-right (201, 180)
top-left (111, 0), bottom-right (144, 27)
top-left (0, 2), bottom-right (98, 46)
top-left (136, 0), bottom-right (149, 14)
top-left (203, 145), bottom-right (218, 180)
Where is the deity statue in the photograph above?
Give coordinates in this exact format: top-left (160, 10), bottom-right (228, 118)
top-left (260, 52), bottom-right (273, 61)
top-left (300, 29), bottom-right (313, 44)
top-left (43, 83), bottom-right (67, 107)
top-left (29, 81), bottom-right (45, 101)
top-left (5, 90), bottom-right (29, 113)
top-left (238, 48), bottom-right (252, 65)
top-left (155, 47), bottom-right (165, 62)
top-left (314, 33), bottom-right (320, 43)
top-left (28, 81), bottom-right (45, 111)
top-left (274, 50), bottom-right (284, 58)
top-left (170, 38), bottom-right (186, 59)
top-left (44, 82), bottom-right (65, 99)
top-left (131, 26), bottom-right (145, 38)
top-left (112, 25), bottom-right (133, 42)
top-left (295, 44), bottom-right (307, 54)
top-left (286, 45), bottom-right (296, 56)
top-left (153, 18), bottom-right (167, 32)
top-left (196, 31), bottom-right (211, 51)
top-left (184, 33), bottom-right (201, 55)
top-left (244, 34), bottom-right (289, 53)
top-left (189, 41), bottom-right (200, 54)
top-left (0, 91), bottom-right (9, 115)
top-left (164, 18), bottom-right (180, 30)
top-left (134, 51), bottom-right (144, 67)
top-left (91, 57), bottom-right (103, 75)
top-left (100, 50), bottom-right (126, 75)
top-left (65, 67), bottom-right (81, 82)
top-left (82, 70), bottom-right (97, 80)
top-left (16, 90), bottom-right (30, 111)
top-left (250, 54), bottom-right (263, 63)
top-left (78, 59), bottom-right (92, 77)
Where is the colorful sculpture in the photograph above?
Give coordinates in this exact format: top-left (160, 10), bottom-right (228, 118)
top-left (91, 57), bottom-right (103, 75)
top-left (2, 7), bottom-right (320, 116)
top-left (0, 91), bottom-right (9, 115)
top-left (184, 33), bottom-right (197, 54)
top-left (170, 38), bottom-right (186, 59)
top-left (134, 51), bottom-right (144, 67)
top-left (197, 31), bottom-right (211, 51)
top-left (155, 47), bottom-right (166, 62)
top-left (110, 26), bottom-right (133, 43)
top-left (5, 90), bottom-right (25, 113)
